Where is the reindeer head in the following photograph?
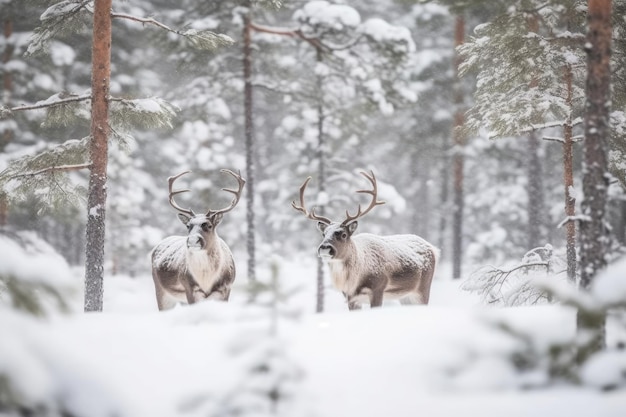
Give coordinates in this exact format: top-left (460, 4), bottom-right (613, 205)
top-left (292, 171), bottom-right (385, 259)
top-left (168, 169), bottom-right (245, 251)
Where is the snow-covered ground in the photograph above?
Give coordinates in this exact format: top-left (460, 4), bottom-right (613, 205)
top-left (2, 243), bottom-right (626, 416)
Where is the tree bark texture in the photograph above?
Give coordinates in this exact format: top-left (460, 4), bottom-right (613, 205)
top-left (315, 45), bottom-right (325, 313)
top-left (0, 18), bottom-right (14, 226)
top-left (577, 0), bottom-right (612, 361)
top-left (1, 18), bottom-right (14, 151)
top-left (84, 0), bottom-right (112, 312)
top-left (452, 15), bottom-right (465, 279)
top-left (526, 131), bottom-right (546, 249)
top-left (525, 15), bottom-right (546, 251)
top-left (563, 64), bottom-right (577, 282)
top-left (580, 0), bottom-right (611, 288)
top-left (243, 6), bottom-right (256, 283)
top-left (438, 135), bottom-right (450, 254)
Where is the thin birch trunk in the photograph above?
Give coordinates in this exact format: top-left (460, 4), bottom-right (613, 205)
top-left (452, 15), bottom-right (465, 280)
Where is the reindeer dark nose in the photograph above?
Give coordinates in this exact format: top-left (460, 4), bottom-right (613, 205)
top-left (318, 244), bottom-right (335, 258)
top-left (187, 234), bottom-right (205, 250)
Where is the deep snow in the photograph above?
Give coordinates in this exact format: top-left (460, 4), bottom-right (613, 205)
top-left (2, 248), bottom-right (626, 416)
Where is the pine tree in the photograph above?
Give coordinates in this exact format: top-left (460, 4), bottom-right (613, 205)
top-left (1, 1), bottom-right (233, 311)
top-left (253, 1), bottom-right (417, 310)
top-left (458, 0), bottom-right (588, 281)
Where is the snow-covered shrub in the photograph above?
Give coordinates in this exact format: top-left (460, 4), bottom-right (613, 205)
top-left (463, 244), bottom-right (567, 306)
top-left (195, 257), bottom-right (305, 417)
top-left (0, 229), bottom-right (78, 316)
top-left (211, 337), bottom-right (304, 417)
top-left (453, 256), bottom-right (626, 390)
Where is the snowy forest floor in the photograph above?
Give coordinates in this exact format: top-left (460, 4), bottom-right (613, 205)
top-left (3, 256), bottom-right (626, 417)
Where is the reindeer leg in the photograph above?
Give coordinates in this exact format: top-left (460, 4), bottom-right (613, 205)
top-left (183, 275), bottom-right (208, 304)
top-left (206, 286), bottom-right (230, 301)
top-left (348, 300), bottom-right (362, 310)
top-left (370, 288), bottom-right (384, 308)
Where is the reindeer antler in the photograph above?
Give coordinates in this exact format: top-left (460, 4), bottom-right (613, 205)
top-left (168, 171), bottom-right (195, 217)
top-left (208, 169), bottom-right (246, 217)
top-left (340, 170), bottom-right (386, 226)
top-left (291, 176), bottom-right (332, 224)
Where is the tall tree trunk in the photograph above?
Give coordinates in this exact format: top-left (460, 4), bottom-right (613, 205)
top-left (577, 0), bottom-right (612, 362)
top-left (1, 17), bottom-right (13, 152)
top-left (0, 17), bottom-right (14, 227)
top-left (413, 152), bottom-right (432, 238)
top-left (315, 45), bottom-right (325, 313)
top-left (84, 0), bottom-right (112, 312)
top-left (525, 15), bottom-right (546, 251)
top-left (243, 4), bottom-right (256, 283)
top-left (563, 64), bottom-right (577, 282)
top-left (527, 131), bottom-right (545, 249)
top-left (438, 135), bottom-right (449, 254)
top-left (452, 15), bottom-right (465, 279)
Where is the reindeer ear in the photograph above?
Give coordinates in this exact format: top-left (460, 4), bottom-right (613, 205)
top-left (346, 221), bottom-right (358, 236)
top-left (178, 213), bottom-right (191, 225)
top-left (210, 212), bottom-right (224, 226)
top-left (317, 222), bottom-right (328, 234)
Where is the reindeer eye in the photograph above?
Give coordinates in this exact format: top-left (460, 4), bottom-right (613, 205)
top-left (201, 223), bottom-right (212, 232)
top-left (335, 231), bottom-right (347, 240)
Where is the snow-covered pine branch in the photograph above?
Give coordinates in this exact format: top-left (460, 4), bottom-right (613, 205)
top-left (463, 244), bottom-right (567, 306)
top-left (255, 0), bottom-right (283, 9)
top-left (458, 3), bottom-right (587, 139)
top-left (6, 92), bottom-right (91, 113)
top-left (26, 0), bottom-right (94, 56)
top-left (109, 97), bottom-right (179, 130)
top-left (0, 137), bottom-right (90, 212)
top-left (8, 163), bottom-right (91, 180)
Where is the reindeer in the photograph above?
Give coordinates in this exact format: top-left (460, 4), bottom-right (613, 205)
top-left (292, 171), bottom-right (438, 310)
top-left (150, 169), bottom-right (245, 310)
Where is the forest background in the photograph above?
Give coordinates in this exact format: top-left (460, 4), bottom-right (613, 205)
top-left (1, 0), bottom-right (626, 415)
top-left (1, 0), bottom-right (626, 309)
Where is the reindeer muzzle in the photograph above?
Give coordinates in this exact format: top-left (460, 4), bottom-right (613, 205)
top-left (187, 234), bottom-right (205, 250)
top-left (318, 244), bottom-right (335, 258)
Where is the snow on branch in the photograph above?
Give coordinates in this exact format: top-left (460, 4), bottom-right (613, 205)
top-left (530, 117), bottom-right (583, 132)
top-left (109, 97), bottom-right (178, 130)
top-left (557, 215), bottom-right (591, 229)
top-left (7, 163), bottom-right (91, 181)
top-left (0, 138), bottom-right (90, 212)
top-left (3, 93), bottom-right (91, 114)
top-left (111, 13), bottom-right (234, 50)
top-left (26, 0), bottom-right (93, 56)
top-left (256, 0), bottom-right (283, 8)
top-left (463, 244), bottom-right (567, 306)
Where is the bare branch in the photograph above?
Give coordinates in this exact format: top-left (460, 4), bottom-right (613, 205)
top-left (9, 163), bottom-right (91, 180)
top-left (111, 13), bottom-right (176, 34)
top-left (543, 136), bottom-right (565, 143)
top-left (250, 22), bottom-right (298, 37)
top-left (111, 13), bottom-right (234, 49)
top-left (250, 21), bottom-right (328, 51)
